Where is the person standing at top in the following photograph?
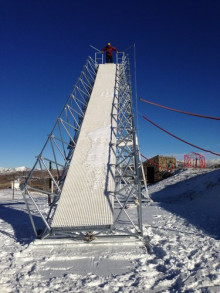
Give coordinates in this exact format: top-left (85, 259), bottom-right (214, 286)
top-left (101, 43), bottom-right (118, 63)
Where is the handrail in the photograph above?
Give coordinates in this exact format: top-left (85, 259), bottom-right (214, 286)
top-left (95, 52), bottom-right (125, 65)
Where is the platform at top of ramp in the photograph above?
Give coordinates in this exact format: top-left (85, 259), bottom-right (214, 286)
top-left (51, 64), bottom-right (117, 231)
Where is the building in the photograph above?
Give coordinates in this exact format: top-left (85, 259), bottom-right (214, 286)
top-left (143, 155), bottom-right (176, 183)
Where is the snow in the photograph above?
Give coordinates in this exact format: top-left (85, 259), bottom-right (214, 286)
top-left (0, 168), bottom-right (220, 292)
top-left (51, 64), bottom-right (116, 229)
top-left (206, 158), bottom-right (220, 168)
top-left (84, 125), bottom-right (111, 190)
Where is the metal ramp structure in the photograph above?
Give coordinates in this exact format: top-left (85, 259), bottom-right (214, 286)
top-left (22, 52), bottom-right (148, 240)
top-left (51, 64), bottom-right (116, 232)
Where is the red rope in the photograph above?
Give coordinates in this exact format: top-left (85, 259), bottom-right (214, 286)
top-left (140, 98), bottom-right (220, 120)
top-left (143, 115), bottom-right (220, 156)
top-left (141, 154), bottom-right (174, 171)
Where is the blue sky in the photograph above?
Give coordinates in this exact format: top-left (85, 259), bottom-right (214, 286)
top-left (0, 0), bottom-right (219, 168)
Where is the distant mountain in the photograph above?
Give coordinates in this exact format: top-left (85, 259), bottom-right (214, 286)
top-left (0, 166), bottom-right (30, 174)
top-left (206, 158), bottom-right (220, 167)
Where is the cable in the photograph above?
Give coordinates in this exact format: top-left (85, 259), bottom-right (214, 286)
top-left (140, 98), bottom-right (220, 120)
top-left (142, 115), bottom-right (220, 156)
top-left (123, 43), bottom-right (135, 52)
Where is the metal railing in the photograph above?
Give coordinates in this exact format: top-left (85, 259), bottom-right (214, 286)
top-left (95, 52), bottom-right (125, 65)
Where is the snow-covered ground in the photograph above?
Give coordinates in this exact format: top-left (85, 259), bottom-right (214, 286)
top-left (0, 168), bottom-right (219, 292)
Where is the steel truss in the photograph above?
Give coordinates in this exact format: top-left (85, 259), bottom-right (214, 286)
top-left (21, 56), bottom-right (98, 236)
top-left (111, 54), bottom-right (145, 237)
top-left (22, 53), bottom-right (147, 240)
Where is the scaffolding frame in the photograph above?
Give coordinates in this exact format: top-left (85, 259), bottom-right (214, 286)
top-left (184, 152), bottom-right (206, 168)
top-left (110, 55), bottom-right (145, 237)
top-left (22, 53), bottom-right (147, 240)
top-left (21, 56), bottom-right (98, 236)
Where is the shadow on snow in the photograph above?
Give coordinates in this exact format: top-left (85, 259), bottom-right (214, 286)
top-left (0, 202), bottom-right (44, 245)
top-left (150, 169), bottom-right (220, 240)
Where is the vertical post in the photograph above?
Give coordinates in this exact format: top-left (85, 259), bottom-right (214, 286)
top-left (48, 161), bottom-right (52, 205)
top-left (133, 131), bottom-right (143, 235)
top-left (12, 179), bottom-right (15, 200)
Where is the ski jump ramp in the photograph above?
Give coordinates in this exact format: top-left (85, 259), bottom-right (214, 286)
top-left (51, 64), bottom-right (117, 231)
top-left (23, 54), bottom-right (146, 239)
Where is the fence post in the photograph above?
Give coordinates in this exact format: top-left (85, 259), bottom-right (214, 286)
top-left (12, 180), bottom-right (15, 200)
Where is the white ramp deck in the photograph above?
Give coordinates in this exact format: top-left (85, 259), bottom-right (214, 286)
top-left (51, 64), bottom-right (117, 231)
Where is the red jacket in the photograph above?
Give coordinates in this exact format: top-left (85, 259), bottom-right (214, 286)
top-left (101, 45), bottom-right (118, 56)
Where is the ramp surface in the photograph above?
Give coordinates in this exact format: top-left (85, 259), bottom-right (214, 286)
top-left (51, 64), bottom-right (117, 230)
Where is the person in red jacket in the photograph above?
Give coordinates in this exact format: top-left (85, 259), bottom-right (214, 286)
top-left (101, 43), bottom-right (118, 63)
